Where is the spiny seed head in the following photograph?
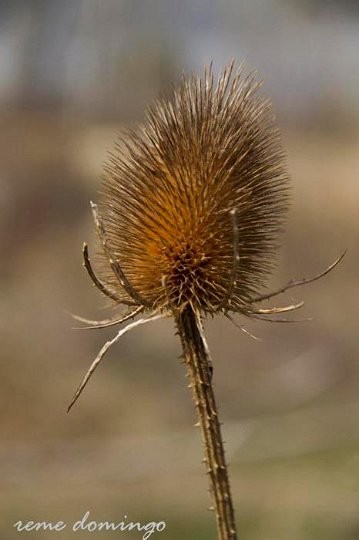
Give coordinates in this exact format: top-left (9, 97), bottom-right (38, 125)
top-left (97, 62), bottom-right (290, 315)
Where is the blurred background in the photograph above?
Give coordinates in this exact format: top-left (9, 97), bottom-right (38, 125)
top-left (0, 1), bottom-right (358, 539)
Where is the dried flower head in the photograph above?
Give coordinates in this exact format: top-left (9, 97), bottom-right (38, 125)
top-left (96, 62), bottom-right (289, 315)
top-left (69, 61), bottom-right (344, 413)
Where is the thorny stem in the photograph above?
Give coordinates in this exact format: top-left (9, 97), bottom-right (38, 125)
top-left (176, 306), bottom-right (237, 540)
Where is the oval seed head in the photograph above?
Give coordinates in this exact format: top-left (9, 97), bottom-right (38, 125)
top-left (97, 63), bottom-right (290, 315)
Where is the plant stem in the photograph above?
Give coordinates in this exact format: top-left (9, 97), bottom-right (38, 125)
top-left (176, 306), bottom-right (237, 540)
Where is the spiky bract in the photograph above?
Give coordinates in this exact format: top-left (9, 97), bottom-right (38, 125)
top-left (98, 63), bottom-right (289, 315)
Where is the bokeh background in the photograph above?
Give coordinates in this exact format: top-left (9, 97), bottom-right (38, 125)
top-left (1, 1), bottom-right (358, 539)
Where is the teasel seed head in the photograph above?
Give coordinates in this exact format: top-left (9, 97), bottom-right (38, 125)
top-left (97, 62), bottom-right (290, 315)
top-left (70, 63), bottom-right (345, 540)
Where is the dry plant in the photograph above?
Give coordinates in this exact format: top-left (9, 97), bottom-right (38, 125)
top-left (68, 62), bottom-right (344, 540)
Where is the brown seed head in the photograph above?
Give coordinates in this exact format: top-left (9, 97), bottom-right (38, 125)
top-left (97, 62), bottom-right (289, 315)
